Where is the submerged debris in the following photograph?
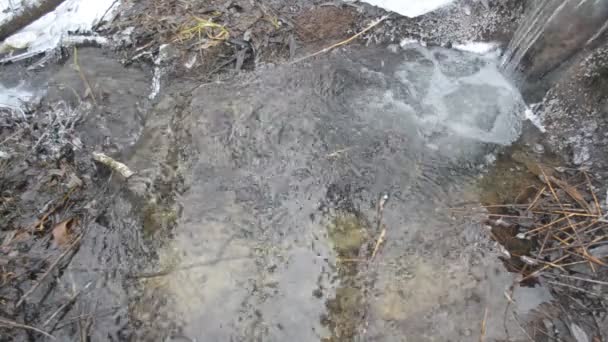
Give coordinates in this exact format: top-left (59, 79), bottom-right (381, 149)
top-left (486, 167), bottom-right (608, 280)
top-left (92, 152), bottom-right (134, 178)
top-left (459, 164), bottom-right (608, 338)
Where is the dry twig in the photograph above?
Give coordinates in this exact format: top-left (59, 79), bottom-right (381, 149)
top-left (73, 47), bottom-right (97, 106)
top-left (15, 234), bottom-right (82, 308)
top-left (0, 317), bottom-right (56, 339)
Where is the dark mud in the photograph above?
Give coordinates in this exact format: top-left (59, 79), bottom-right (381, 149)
top-left (0, 48), bottom-right (150, 341)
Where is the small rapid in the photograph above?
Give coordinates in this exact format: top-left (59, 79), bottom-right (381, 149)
top-left (501, 0), bottom-right (608, 76)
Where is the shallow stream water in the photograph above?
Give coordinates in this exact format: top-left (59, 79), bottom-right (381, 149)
top-left (116, 44), bottom-right (539, 341)
top-left (0, 43), bottom-right (551, 341)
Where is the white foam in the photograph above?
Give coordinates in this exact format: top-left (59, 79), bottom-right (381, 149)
top-left (353, 0), bottom-right (455, 17)
top-left (524, 107), bottom-right (546, 132)
top-left (388, 45), bottom-right (525, 146)
top-left (400, 38), bottom-right (421, 47)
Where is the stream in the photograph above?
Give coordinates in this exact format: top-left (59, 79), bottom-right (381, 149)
top-left (2, 0), bottom-right (608, 340)
top-left (0, 7), bottom-right (568, 341)
top-left (91, 44), bottom-right (544, 341)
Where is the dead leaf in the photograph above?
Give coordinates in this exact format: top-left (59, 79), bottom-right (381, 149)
top-left (52, 218), bottom-right (76, 247)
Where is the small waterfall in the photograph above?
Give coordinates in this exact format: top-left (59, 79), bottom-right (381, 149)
top-left (501, 0), bottom-right (570, 73)
top-left (501, 0), bottom-right (608, 76)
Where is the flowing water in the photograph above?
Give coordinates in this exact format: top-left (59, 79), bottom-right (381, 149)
top-left (111, 44), bottom-right (539, 341)
top-left (502, 0), bottom-right (608, 76)
top-left (0, 41), bottom-right (549, 340)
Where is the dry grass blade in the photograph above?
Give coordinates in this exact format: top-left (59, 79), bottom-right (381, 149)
top-left (551, 273), bottom-right (608, 286)
top-left (584, 171), bottom-right (602, 216)
top-left (539, 166), bottom-right (596, 271)
top-left (371, 228), bottom-right (386, 260)
top-left (550, 176), bottom-right (591, 213)
top-left (520, 255), bottom-right (569, 282)
top-left (547, 280), bottom-right (603, 297)
top-left (523, 214), bottom-right (572, 237)
top-left (173, 16), bottom-right (229, 44)
top-left (527, 186), bottom-right (546, 211)
top-left (480, 307), bottom-right (488, 342)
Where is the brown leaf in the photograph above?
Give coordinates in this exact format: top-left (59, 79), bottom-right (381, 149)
top-left (52, 218), bottom-right (76, 247)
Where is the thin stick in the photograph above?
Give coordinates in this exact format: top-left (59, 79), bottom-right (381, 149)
top-left (53, 307), bottom-right (119, 331)
top-left (127, 255), bottom-right (250, 279)
top-left (0, 317), bottom-right (56, 340)
top-left (520, 255), bottom-right (568, 282)
top-left (537, 224), bottom-right (553, 258)
top-left (549, 273), bottom-right (608, 286)
top-left (449, 204), bottom-right (531, 210)
top-left (370, 228), bottom-right (386, 260)
top-left (542, 235), bottom-right (606, 252)
top-left (551, 211), bottom-right (599, 217)
top-left (289, 15), bottom-right (390, 65)
top-left (326, 147), bottom-right (353, 158)
top-left (480, 307), bottom-right (488, 342)
top-left (43, 282), bottom-right (92, 328)
top-left (73, 47), bottom-right (98, 106)
top-left (524, 215), bottom-right (572, 236)
top-left (16, 234), bottom-right (82, 308)
top-left (540, 167), bottom-right (595, 272)
top-left (584, 171), bottom-right (602, 216)
top-left (511, 310), bottom-right (535, 342)
top-left (527, 186), bottom-right (546, 211)
top-left (547, 281), bottom-right (603, 297)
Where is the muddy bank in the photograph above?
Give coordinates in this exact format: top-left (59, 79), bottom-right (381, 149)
top-left (0, 48), bottom-right (150, 341)
top-left (537, 44), bottom-right (608, 178)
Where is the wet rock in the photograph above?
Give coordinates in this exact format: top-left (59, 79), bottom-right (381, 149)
top-left (539, 44), bottom-right (608, 179)
top-left (514, 0), bottom-right (608, 90)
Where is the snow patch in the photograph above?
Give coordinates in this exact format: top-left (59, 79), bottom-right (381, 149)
top-left (353, 0), bottom-right (455, 18)
top-left (0, 0), bottom-right (119, 61)
top-left (400, 38), bottom-right (421, 47)
top-left (453, 42), bottom-right (500, 56)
